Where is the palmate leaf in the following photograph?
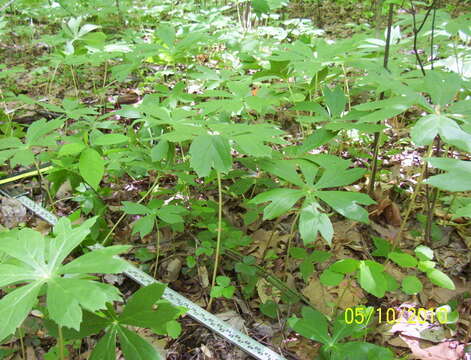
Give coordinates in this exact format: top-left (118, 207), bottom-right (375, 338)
top-left (117, 326), bottom-right (160, 360)
top-left (288, 307), bottom-right (331, 345)
top-left (0, 218), bottom-right (130, 340)
top-left (89, 329), bottom-right (117, 360)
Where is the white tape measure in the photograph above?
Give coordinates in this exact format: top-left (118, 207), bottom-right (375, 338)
top-left (13, 194), bottom-right (286, 360)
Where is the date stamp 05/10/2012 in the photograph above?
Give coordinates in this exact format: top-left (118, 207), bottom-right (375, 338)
top-left (344, 306), bottom-right (450, 325)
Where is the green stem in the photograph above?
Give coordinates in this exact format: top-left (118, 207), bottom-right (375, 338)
top-left (58, 326), bottom-right (65, 360)
top-left (207, 171), bottom-right (223, 311)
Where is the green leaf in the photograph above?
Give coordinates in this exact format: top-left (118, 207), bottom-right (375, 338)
top-left (132, 215), bottom-right (155, 238)
top-left (358, 260), bottom-right (387, 298)
top-left (300, 260), bottom-right (314, 282)
top-left (47, 279), bottom-right (121, 330)
top-left (89, 328), bottom-right (117, 360)
top-left (0, 264), bottom-right (38, 287)
top-left (425, 158), bottom-right (471, 192)
top-left (287, 307), bottom-right (331, 345)
top-left (117, 325), bottom-right (160, 360)
top-left (151, 140), bottom-right (169, 162)
top-left (122, 201), bottom-right (151, 215)
top-left (334, 341), bottom-right (393, 360)
top-left (0, 228), bottom-right (45, 270)
top-left (260, 300), bottom-right (278, 319)
top-left (252, 0), bottom-right (270, 17)
top-left (411, 114), bottom-right (471, 152)
top-left (216, 276), bottom-right (231, 287)
top-left (59, 143), bottom-right (86, 157)
top-left (316, 191), bottom-right (374, 223)
top-left (426, 269), bottom-right (455, 290)
top-left (330, 259), bottom-right (359, 274)
top-left (402, 276), bottom-right (423, 295)
top-left (155, 206), bottom-right (185, 224)
top-left (25, 118), bottom-right (63, 146)
top-left (0, 282), bottom-right (43, 342)
top-left (259, 159), bottom-right (304, 186)
top-left (299, 202), bottom-right (333, 245)
top-left (166, 320), bottom-right (182, 339)
top-left (119, 283), bottom-right (183, 329)
top-left (250, 188), bottom-right (305, 220)
top-left (320, 269), bottom-right (344, 286)
top-left (189, 134), bottom-right (232, 177)
top-left (423, 70), bottom-right (461, 107)
top-left (314, 167), bottom-right (366, 190)
top-left (323, 85), bottom-right (346, 118)
top-left (388, 252), bottom-right (417, 268)
top-left (48, 217), bottom-right (97, 269)
top-left (371, 237), bottom-right (391, 257)
top-left (414, 245), bottom-right (434, 261)
top-left (60, 245), bottom-right (130, 274)
top-left (79, 148), bottom-right (104, 190)
top-left (93, 134), bottom-right (129, 146)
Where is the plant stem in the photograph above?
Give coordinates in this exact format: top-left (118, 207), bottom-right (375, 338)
top-left (102, 174), bottom-right (161, 246)
top-left (58, 326), bottom-right (65, 360)
top-left (207, 171), bottom-right (223, 311)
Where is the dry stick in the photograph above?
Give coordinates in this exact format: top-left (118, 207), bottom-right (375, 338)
top-left (368, 3), bottom-right (394, 197)
top-left (390, 144), bottom-right (434, 253)
top-left (102, 175), bottom-right (161, 246)
top-left (410, 0), bottom-right (437, 76)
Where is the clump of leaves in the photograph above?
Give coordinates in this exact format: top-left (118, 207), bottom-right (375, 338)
top-left (0, 217), bottom-right (130, 341)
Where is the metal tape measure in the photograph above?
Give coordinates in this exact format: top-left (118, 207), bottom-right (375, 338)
top-left (9, 192), bottom-right (286, 360)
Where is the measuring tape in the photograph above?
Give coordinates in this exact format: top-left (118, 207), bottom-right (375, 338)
top-left (0, 164), bottom-right (53, 186)
top-left (1, 189), bottom-right (286, 360)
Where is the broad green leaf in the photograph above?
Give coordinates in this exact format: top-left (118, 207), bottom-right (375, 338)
top-left (323, 85), bottom-right (346, 118)
top-left (48, 217), bottom-right (97, 269)
top-left (60, 245), bottom-right (130, 274)
top-left (316, 191), bottom-right (374, 223)
top-left (0, 228), bottom-right (45, 270)
top-left (119, 283), bottom-right (166, 322)
top-left (25, 118), bottom-right (63, 146)
top-left (47, 279), bottom-right (82, 330)
top-left (119, 289), bottom-right (183, 328)
top-left (93, 134), bottom-right (129, 146)
top-left (372, 237), bottom-right (391, 257)
top-left (314, 168), bottom-right (366, 190)
top-left (0, 264), bottom-right (39, 287)
top-left (155, 206), bottom-right (185, 224)
top-left (79, 148), bottom-right (104, 190)
top-left (300, 260), bottom-right (314, 282)
top-left (59, 143), bottom-right (86, 157)
top-left (358, 260), bottom-right (387, 298)
top-left (0, 282), bottom-right (43, 342)
top-left (388, 252), bottom-right (417, 268)
top-left (10, 149), bottom-right (34, 167)
top-left (411, 114), bottom-right (471, 152)
top-left (402, 276), bottom-right (423, 295)
top-left (122, 201), bottom-right (151, 215)
top-left (250, 188), bottom-right (305, 220)
top-left (291, 128), bottom-right (337, 156)
top-left (423, 70), bottom-right (461, 107)
top-left (333, 341), bottom-right (393, 360)
top-left (117, 325), bottom-right (160, 360)
top-left (426, 269), bottom-right (455, 290)
top-left (259, 159), bottom-right (304, 186)
top-left (89, 328), bottom-right (117, 360)
top-left (166, 320), bottom-right (182, 339)
top-left (454, 203), bottom-right (471, 218)
top-left (0, 137), bottom-right (22, 150)
top-left (47, 278), bottom-right (121, 330)
top-left (252, 0), bottom-right (270, 16)
top-left (132, 215), bottom-right (155, 238)
top-left (287, 307), bottom-right (331, 345)
top-left (425, 158), bottom-right (471, 192)
top-left (189, 134), bottom-right (232, 177)
top-left (330, 258), bottom-right (359, 274)
top-left (260, 301), bottom-right (278, 319)
top-left (151, 140), bottom-right (169, 162)
top-left (320, 269), bottom-right (344, 286)
top-left (299, 202), bottom-right (333, 245)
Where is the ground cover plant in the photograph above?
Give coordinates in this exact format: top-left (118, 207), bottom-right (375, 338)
top-left (0, 0), bottom-right (470, 359)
